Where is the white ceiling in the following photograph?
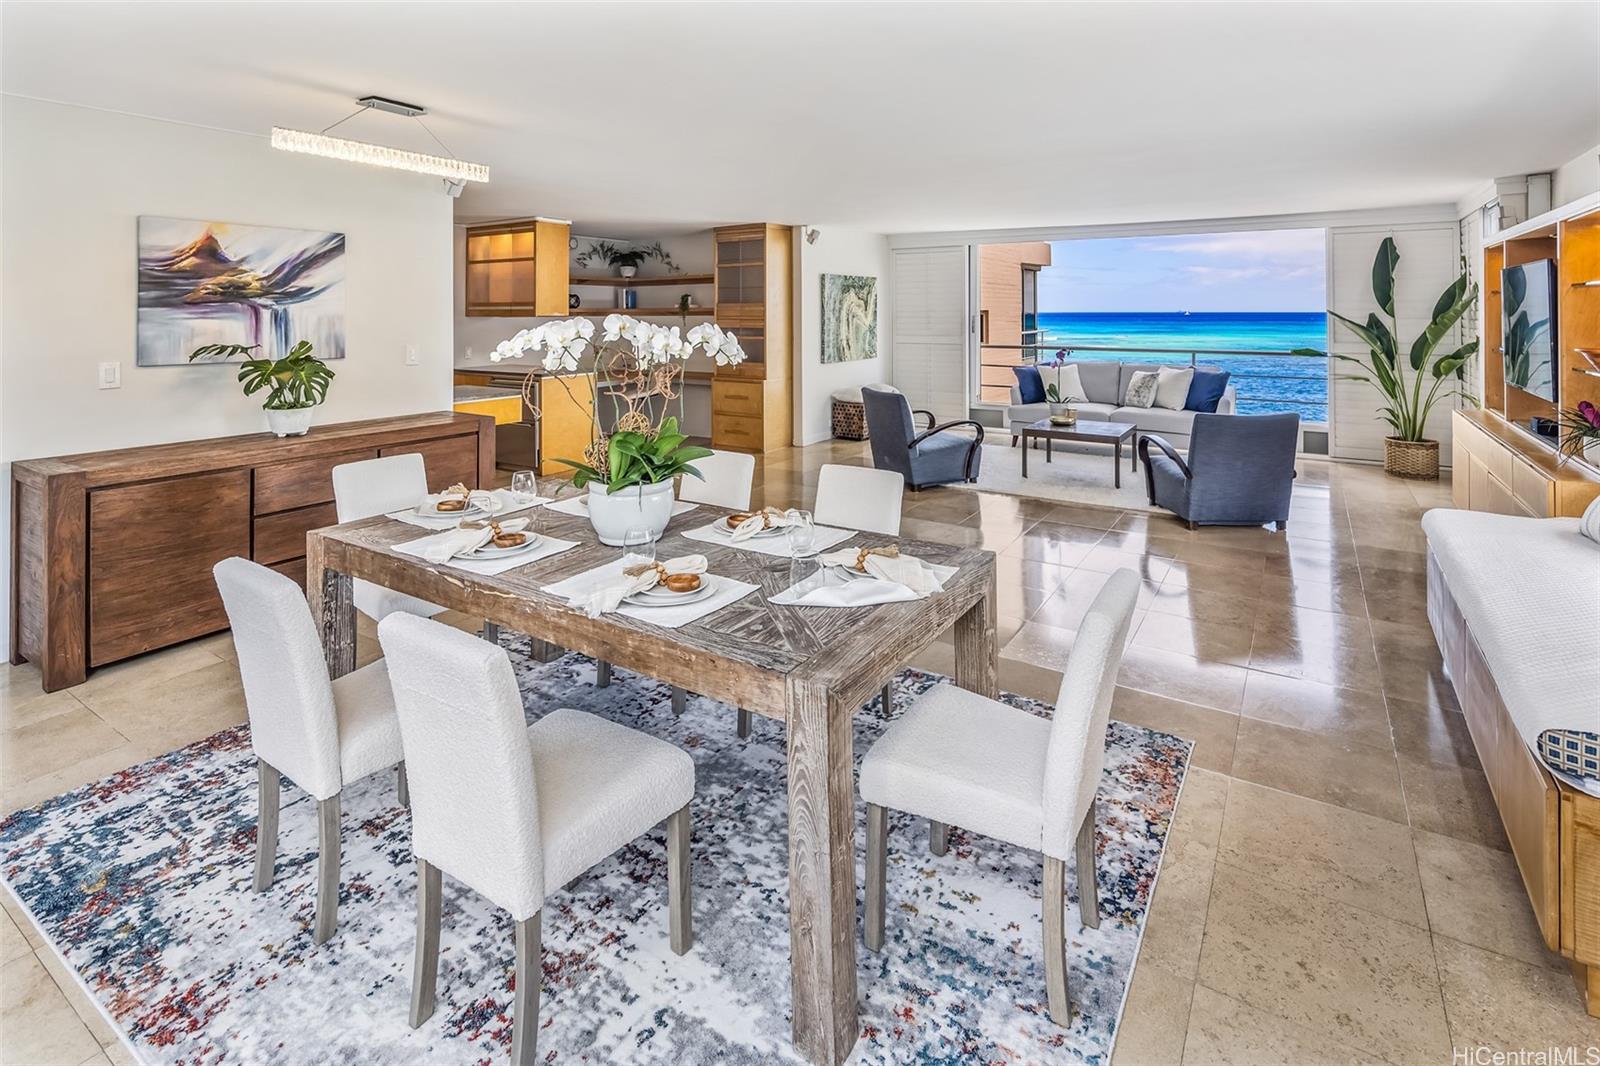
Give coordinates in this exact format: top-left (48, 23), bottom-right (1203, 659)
top-left (4, 2), bottom-right (1597, 235)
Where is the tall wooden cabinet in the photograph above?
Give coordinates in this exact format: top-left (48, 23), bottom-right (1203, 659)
top-left (464, 218), bottom-right (571, 317)
top-left (711, 223), bottom-right (793, 452)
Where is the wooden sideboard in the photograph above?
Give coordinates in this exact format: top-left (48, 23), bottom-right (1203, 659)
top-left (1452, 409), bottom-right (1600, 517)
top-left (10, 412), bottom-right (494, 692)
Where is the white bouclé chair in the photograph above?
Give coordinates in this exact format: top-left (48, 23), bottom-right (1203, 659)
top-left (813, 463), bottom-right (903, 537)
top-left (858, 568), bottom-right (1141, 1025)
top-left (676, 447), bottom-right (756, 511)
top-left (376, 613), bottom-right (696, 1065)
top-left (331, 453), bottom-right (447, 625)
top-left (213, 556), bottom-right (406, 945)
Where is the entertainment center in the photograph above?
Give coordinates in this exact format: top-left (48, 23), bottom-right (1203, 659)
top-left (1453, 194), bottom-right (1600, 516)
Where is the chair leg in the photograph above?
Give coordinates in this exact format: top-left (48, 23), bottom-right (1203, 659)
top-left (666, 803), bottom-right (693, 955)
top-left (253, 759), bottom-right (280, 892)
top-left (313, 794), bottom-right (341, 945)
top-left (671, 686), bottom-right (687, 717)
top-left (595, 660), bottom-right (611, 688)
top-left (397, 763), bottom-right (410, 810)
top-left (1043, 855), bottom-right (1071, 1026)
top-left (1077, 800), bottom-right (1100, 929)
top-left (865, 803), bottom-right (887, 952)
top-left (481, 621), bottom-right (500, 644)
top-left (409, 858), bottom-right (442, 1028)
top-left (880, 681), bottom-right (893, 715)
top-left (1011, 435), bottom-right (1018, 448)
top-left (510, 914), bottom-right (543, 1066)
top-left (736, 708), bottom-right (752, 738)
top-left (929, 819), bottom-right (949, 857)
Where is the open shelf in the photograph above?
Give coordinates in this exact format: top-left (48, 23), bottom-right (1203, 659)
top-left (567, 307), bottom-right (714, 318)
top-left (570, 274), bottom-right (714, 288)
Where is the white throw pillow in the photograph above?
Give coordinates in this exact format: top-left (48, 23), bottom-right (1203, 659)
top-left (1581, 495), bottom-right (1600, 545)
top-left (1124, 370), bottom-right (1160, 409)
top-left (1154, 366), bottom-right (1194, 410)
top-left (1044, 363), bottom-right (1088, 403)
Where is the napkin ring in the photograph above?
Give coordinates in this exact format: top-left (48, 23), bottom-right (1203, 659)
top-left (854, 545), bottom-right (900, 571)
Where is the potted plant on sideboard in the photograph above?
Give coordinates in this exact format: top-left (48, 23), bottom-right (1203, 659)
top-left (188, 340), bottom-right (335, 437)
top-left (1293, 238), bottom-right (1478, 480)
top-left (487, 314), bottom-right (745, 544)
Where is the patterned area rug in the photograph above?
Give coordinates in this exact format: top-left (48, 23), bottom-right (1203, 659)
top-left (1, 640), bottom-right (1191, 1064)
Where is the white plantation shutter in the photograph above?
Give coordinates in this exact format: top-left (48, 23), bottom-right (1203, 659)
top-left (891, 246), bottom-right (970, 424)
top-left (1328, 223), bottom-right (1461, 461)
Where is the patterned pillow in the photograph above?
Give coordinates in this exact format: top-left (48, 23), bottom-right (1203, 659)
top-left (1581, 495), bottom-right (1600, 545)
top-left (1539, 729), bottom-right (1600, 785)
top-left (1123, 370), bottom-right (1159, 409)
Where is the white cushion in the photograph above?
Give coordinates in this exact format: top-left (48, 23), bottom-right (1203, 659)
top-left (1111, 405), bottom-right (1198, 434)
top-left (531, 709), bottom-right (696, 891)
top-left (1041, 364), bottom-right (1088, 404)
top-left (1154, 367), bottom-right (1194, 410)
top-left (1123, 370), bottom-right (1159, 409)
top-left (333, 659), bottom-right (404, 784)
top-left (1007, 402), bottom-right (1051, 426)
top-left (1582, 496), bottom-right (1600, 544)
top-left (831, 387), bottom-right (865, 403)
top-left (860, 685), bottom-right (1050, 851)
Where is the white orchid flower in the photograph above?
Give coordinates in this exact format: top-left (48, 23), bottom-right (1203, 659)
top-left (715, 331), bottom-right (745, 366)
top-left (602, 314), bottom-right (627, 342)
top-left (686, 323), bottom-right (715, 348)
top-left (574, 317), bottom-right (595, 340)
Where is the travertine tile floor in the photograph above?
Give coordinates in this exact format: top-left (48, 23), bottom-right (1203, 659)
top-left (3, 439), bottom-right (1598, 1064)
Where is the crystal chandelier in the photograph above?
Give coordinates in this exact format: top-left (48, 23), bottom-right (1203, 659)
top-left (270, 96), bottom-right (489, 186)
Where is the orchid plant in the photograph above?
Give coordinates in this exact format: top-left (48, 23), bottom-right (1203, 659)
top-left (489, 314), bottom-right (747, 493)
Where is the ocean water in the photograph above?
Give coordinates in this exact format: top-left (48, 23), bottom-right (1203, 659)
top-left (1033, 312), bottom-right (1329, 421)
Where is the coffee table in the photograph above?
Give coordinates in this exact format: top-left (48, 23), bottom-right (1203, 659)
top-left (1021, 418), bottom-right (1139, 487)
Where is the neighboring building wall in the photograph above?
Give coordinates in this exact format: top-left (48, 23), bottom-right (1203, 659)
top-left (976, 242), bottom-right (1051, 403)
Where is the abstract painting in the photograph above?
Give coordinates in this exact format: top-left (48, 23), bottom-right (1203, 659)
top-left (137, 217), bottom-right (345, 366)
top-left (821, 273), bottom-right (878, 363)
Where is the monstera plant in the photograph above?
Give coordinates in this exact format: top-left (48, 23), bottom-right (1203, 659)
top-left (189, 339), bottom-right (336, 438)
top-left (1294, 237), bottom-right (1478, 479)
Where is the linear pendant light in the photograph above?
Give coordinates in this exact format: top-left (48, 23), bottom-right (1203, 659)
top-left (270, 96), bottom-right (489, 184)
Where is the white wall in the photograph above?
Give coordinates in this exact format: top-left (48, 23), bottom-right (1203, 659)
top-left (792, 227), bottom-right (893, 445)
top-left (1554, 144), bottom-right (1600, 209)
top-left (1, 95), bottom-right (455, 650)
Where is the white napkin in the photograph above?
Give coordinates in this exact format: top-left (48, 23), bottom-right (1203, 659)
top-left (395, 519), bottom-right (529, 564)
top-left (730, 508), bottom-right (795, 542)
top-left (567, 554), bottom-right (708, 618)
top-left (816, 547), bottom-right (950, 596)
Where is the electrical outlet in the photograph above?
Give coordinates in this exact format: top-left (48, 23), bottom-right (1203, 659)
top-left (404, 344), bottom-right (419, 366)
top-left (97, 362), bottom-right (121, 389)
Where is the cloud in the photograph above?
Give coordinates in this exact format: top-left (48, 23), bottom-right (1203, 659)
top-left (1138, 228), bottom-right (1326, 258)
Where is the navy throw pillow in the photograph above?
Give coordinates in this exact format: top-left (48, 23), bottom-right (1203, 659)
top-left (1013, 365), bottom-right (1046, 404)
top-left (1185, 368), bottom-right (1230, 412)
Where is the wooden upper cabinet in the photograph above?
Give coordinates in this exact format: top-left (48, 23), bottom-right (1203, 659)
top-left (464, 219), bottom-right (570, 317)
top-left (711, 223), bottom-right (793, 452)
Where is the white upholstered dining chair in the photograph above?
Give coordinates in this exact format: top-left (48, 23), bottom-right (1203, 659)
top-left (213, 556), bottom-right (406, 945)
top-left (331, 454), bottom-right (448, 626)
top-left (677, 447), bottom-right (756, 511)
top-left (858, 568), bottom-right (1140, 1025)
top-left (377, 613), bottom-right (696, 1065)
top-left (813, 463), bottom-right (904, 536)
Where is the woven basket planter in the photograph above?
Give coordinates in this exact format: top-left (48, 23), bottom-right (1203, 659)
top-left (831, 398), bottom-right (868, 441)
top-left (1384, 437), bottom-right (1440, 480)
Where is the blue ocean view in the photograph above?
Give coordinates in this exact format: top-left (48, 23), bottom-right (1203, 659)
top-left (1034, 311), bottom-right (1330, 421)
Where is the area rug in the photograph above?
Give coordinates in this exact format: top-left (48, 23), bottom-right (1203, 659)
top-left (0, 639), bottom-right (1191, 1065)
top-left (954, 440), bottom-right (1165, 513)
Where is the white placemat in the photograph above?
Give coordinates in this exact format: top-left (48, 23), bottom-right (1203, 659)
top-left (542, 559), bottom-right (756, 628)
top-left (393, 532), bottom-right (578, 576)
top-left (386, 490), bottom-right (550, 530)
top-left (769, 557), bottom-right (960, 607)
top-left (680, 520), bottom-right (854, 559)
top-left (544, 495), bottom-right (700, 519)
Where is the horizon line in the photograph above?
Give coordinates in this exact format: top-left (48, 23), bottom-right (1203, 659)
top-left (1036, 308), bottom-right (1326, 314)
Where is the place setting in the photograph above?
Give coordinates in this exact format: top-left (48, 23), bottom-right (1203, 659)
top-left (769, 542), bottom-right (958, 608)
top-left (386, 471), bottom-right (550, 530)
top-left (542, 534), bottom-right (758, 628)
top-left (391, 513), bottom-right (579, 576)
top-left (682, 507), bottom-right (854, 558)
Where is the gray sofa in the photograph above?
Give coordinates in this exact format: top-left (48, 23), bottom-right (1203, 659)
top-left (1007, 361), bottom-right (1236, 450)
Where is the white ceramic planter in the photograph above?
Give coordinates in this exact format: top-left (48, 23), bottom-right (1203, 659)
top-left (586, 479), bottom-right (674, 546)
top-left (618, 265), bottom-right (638, 279)
top-left (266, 407), bottom-right (315, 437)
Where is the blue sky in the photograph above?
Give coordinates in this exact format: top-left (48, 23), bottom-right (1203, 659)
top-left (1036, 228), bottom-right (1326, 313)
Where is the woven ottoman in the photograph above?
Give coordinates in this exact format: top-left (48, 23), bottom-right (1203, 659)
top-left (831, 387), bottom-right (870, 440)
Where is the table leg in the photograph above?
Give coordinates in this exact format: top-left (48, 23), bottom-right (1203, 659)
top-left (1046, 437), bottom-right (1052, 464)
top-left (1022, 435), bottom-right (1029, 477)
top-left (784, 677), bottom-right (859, 1064)
top-left (954, 566), bottom-right (999, 700)
top-left (306, 537), bottom-right (355, 680)
top-left (1114, 439), bottom-right (1121, 489)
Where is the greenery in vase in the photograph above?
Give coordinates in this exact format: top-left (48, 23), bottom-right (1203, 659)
top-left (1558, 401), bottom-right (1600, 463)
top-left (554, 416), bottom-right (713, 493)
top-left (188, 340), bottom-right (335, 410)
top-left (1292, 237), bottom-right (1478, 443)
top-left (574, 239), bottom-right (681, 274)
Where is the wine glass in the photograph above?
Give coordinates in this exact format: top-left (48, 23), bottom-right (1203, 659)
top-left (623, 527), bottom-right (656, 566)
top-left (510, 470), bottom-right (537, 501)
top-left (785, 509), bottom-right (816, 559)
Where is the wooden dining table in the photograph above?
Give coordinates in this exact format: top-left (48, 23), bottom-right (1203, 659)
top-left (304, 495), bottom-right (998, 1065)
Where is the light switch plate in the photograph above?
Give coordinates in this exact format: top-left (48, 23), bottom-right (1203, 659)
top-left (404, 344), bottom-right (419, 366)
top-left (98, 362), bottom-right (121, 389)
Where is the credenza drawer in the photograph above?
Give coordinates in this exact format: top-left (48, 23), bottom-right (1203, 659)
top-left (712, 413), bottom-right (764, 451)
top-left (253, 502), bottom-right (338, 565)
top-left (255, 448), bottom-right (377, 515)
top-left (713, 380), bottom-right (764, 417)
top-left (380, 435), bottom-right (479, 492)
top-left (1512, 459), bottom-right (1553, 517)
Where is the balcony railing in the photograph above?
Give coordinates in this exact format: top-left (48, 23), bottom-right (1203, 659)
top-left (977, 342), bottom-right (1329, 424)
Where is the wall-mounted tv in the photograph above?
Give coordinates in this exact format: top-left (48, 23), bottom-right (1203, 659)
top-left (1502, 259), bottom-right (1558, 440)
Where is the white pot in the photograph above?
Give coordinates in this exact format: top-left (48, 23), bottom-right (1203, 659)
top-left (618, 265), bottom-right (638, 279)
top-left (586, 479), bottom-right (675, 546)
top-left (265, 407), bottom-right (315, 437)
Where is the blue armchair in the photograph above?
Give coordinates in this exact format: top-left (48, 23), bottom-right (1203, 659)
top-left (862, 386), bottom-right (985, 490)
top-left (1138, 413), bottom-right (1299, 530)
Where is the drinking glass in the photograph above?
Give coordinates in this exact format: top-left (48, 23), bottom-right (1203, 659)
top-left (510, 470), bottom-right (537, 501)
top-left (623, 527), bottom-right (656, 566)
top-left (785, 509), bottom-right (816, 559)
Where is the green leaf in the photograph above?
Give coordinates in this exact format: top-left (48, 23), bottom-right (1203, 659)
top-left (1329, 310), bottom-right (1386, 355)
top-left (1407, 279), bottom-right (1476, 371)
top-left (670, 445), bottom-right (714, 464)
top-left (1366, 313), bottom-right (1396, 366)
top-left (1372, 237), bottom-right (1399, 317)
top-left (1504, 266), bottom-right (1527, 315)
top-left (1432, 339), bottom-right (1479, 379)
top-left (1289, 347), bottom-right (1327, 358)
